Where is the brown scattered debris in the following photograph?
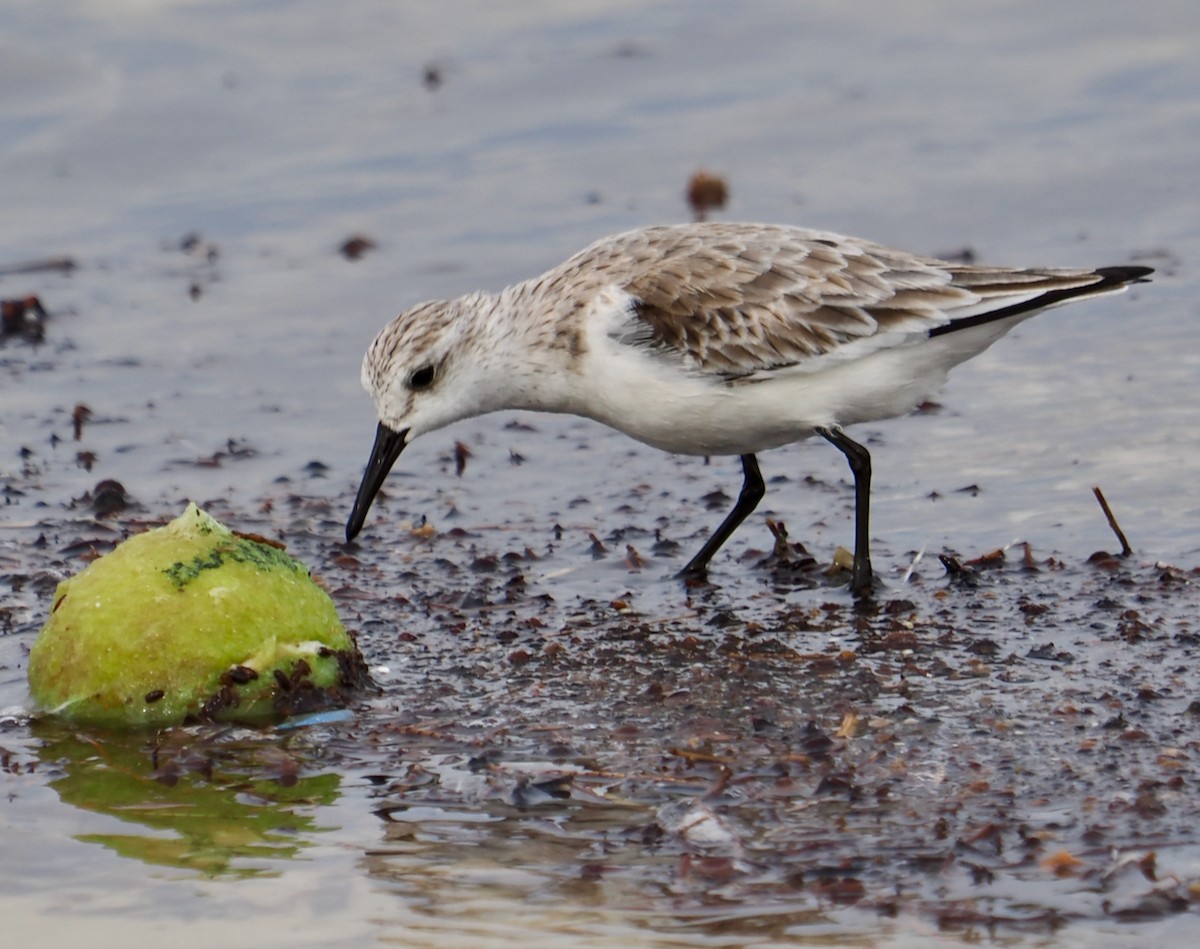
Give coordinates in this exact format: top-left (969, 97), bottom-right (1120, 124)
top-left (72, 403), bottom-right (91, 441)
top-left (588, 533), bottom-right (607, 559)
top-left (668, 747), bottom-right (731, 765)
top-left (686, 169), bottom-right (729, 222)
top-left (340, 235), bottom-right (377, 260)
top-left (1041, 849), bottom-right (1086, 877)
top-left (9, 483), bottom-right (1200, 938)
top-left (1093, 486), bottom-right (1133, 557)
top-left (767, 519), bottom-right (792, 560)
top-left (1, 295), bottom-right (48, 342)
top-left (454, 440), bottom-right (471, 477)
top-left (58, 534), bottom-right (121, 560)
top-left (1087, 549), bottom-right (1122, 570)
top-left (232, 529), bottom-right (287, 550)
top-left (75, 451), bottom-right (98, 472)
top-left (651, 530), bottom-right (680, 557)
top-left (756, 518), bottom-right (818, 578)
top-left (966, 547), bottom-right (1007, 569)
top-left (90, 479), bottom-right (129, 518)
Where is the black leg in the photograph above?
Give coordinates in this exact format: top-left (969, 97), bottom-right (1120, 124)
top-left (678, 454), bottom-right (765, 579)
top-left (816, 426), bottom-right (874, 596)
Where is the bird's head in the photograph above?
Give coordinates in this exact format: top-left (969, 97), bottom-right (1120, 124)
top-left (345, 297), bottom-right (487, 542)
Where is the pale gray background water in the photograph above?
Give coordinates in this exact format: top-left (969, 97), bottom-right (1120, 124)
top-left (2, 1), bottom-right (1198, 946)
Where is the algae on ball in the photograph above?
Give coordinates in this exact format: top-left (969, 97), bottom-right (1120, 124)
top-left (28, 503), bottom-right (366, 727)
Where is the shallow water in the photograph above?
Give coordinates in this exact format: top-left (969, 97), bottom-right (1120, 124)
top-left (3, 1), bottom-right (1199, 946)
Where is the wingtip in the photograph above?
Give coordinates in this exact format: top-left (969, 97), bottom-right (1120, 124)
top-left (1094, 264), bottom-right (1154, 286)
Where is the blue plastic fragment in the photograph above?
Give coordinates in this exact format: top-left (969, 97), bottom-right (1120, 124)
top-left (276, 708), bottom-right (355, 731)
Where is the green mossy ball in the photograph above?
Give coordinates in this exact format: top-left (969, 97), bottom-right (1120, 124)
top-left (28, 503), bottom-right (365, 728)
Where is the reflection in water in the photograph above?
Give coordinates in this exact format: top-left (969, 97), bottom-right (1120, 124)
top-left (34, 721), bottom-right (341, 877)
top-left (358, 752), bottom-right (840, 946)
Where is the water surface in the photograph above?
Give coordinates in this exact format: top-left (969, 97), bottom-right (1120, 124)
top-left (2, 1), bottom-right (1199, 946)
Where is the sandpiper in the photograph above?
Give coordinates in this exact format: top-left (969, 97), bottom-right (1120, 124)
top-left (346, 222), bottom-right (1151, 595)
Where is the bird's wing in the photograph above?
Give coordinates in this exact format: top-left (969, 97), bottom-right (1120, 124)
top-left (598, 223), bottom-right (1122, 378)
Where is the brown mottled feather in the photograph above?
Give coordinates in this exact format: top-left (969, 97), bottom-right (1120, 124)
top-left (543, 223), bottom-right (1115, 376)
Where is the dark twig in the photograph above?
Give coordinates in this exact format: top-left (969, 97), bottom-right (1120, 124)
top-left (1092, 486), bottom-right (1133, 557)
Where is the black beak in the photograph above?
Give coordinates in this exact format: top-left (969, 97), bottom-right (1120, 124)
top-left (345, 423), bottom-right (408, 542)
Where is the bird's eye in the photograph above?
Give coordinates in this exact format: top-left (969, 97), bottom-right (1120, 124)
top-left (408, 365), bottom-right (436, 390)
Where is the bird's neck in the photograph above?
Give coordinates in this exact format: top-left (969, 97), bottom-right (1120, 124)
top-left (461, 282), bottom-right (582, 416)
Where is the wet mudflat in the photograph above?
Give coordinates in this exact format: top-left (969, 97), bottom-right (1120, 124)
top-left (6, 479), bottom-right (1200, 947)
top-left (3, 1), bottom-right (1200, 946)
